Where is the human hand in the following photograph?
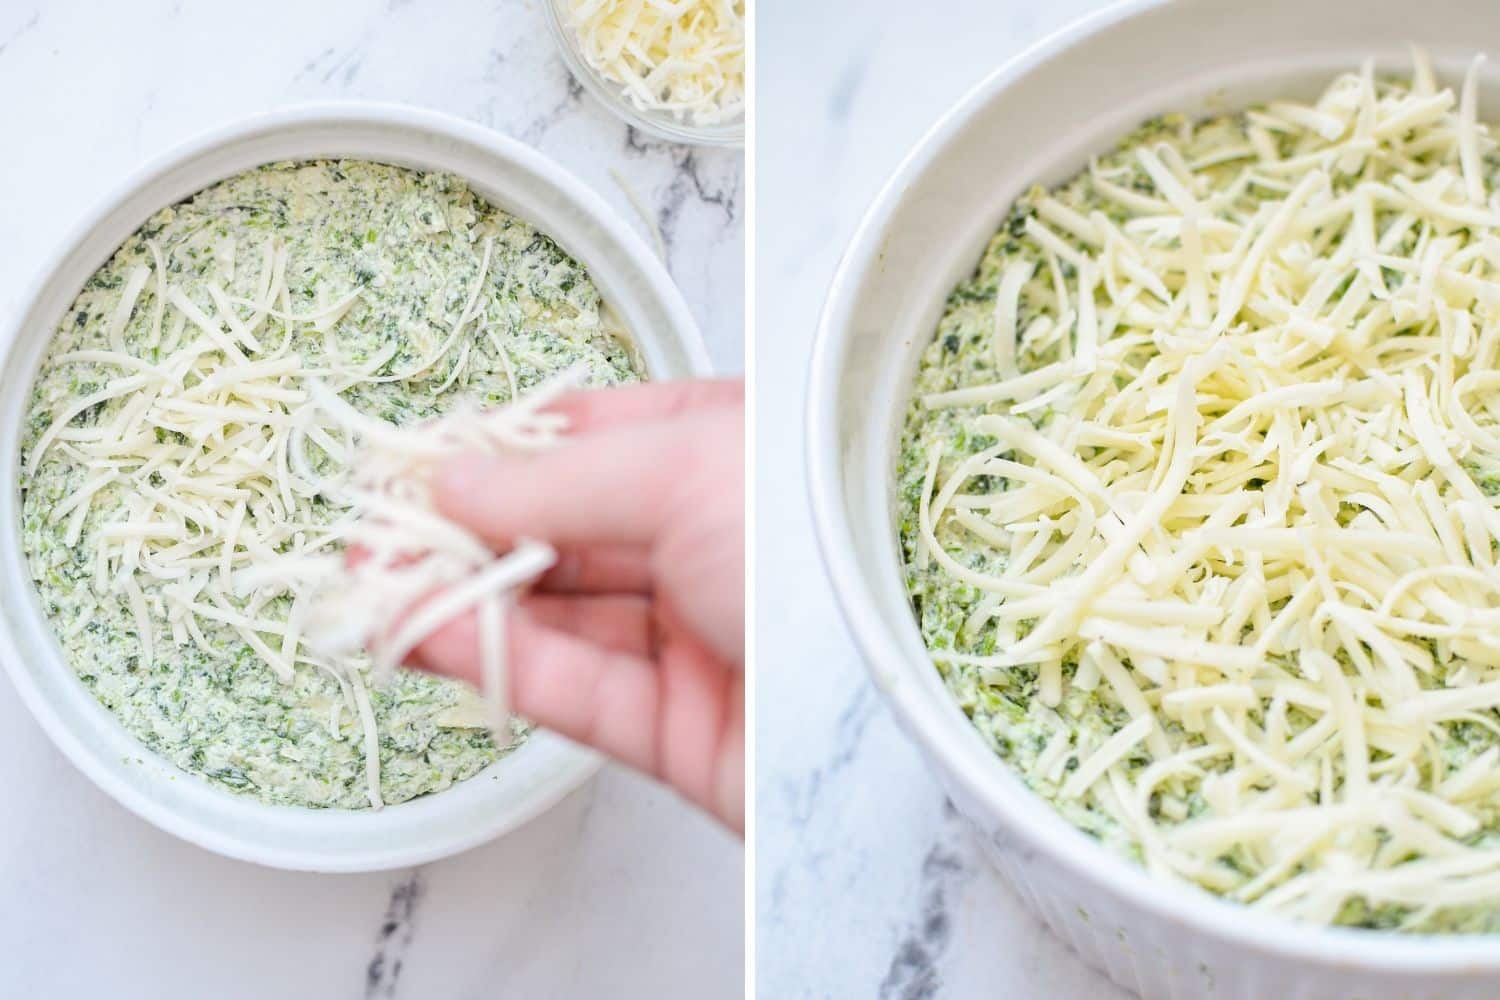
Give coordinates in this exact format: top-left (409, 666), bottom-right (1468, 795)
top-left (406, 379), bottom-right (745, 833)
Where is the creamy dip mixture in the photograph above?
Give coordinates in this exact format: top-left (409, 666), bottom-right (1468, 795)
top-left (20, 160), bottom-right (640, 809)
top-left (898, 63), bottom-right (1500, 932)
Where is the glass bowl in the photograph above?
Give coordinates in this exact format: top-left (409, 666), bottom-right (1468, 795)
top-left (542, 0), bottom-right (745, 148)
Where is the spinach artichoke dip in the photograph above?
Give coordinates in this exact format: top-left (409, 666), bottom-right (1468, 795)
top-left (898, 57), bottom-right (1500, 931)
top-left (20, 160), bottom-right (640, 810)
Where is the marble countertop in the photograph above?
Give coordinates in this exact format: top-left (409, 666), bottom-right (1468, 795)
top-left (755, 2), bottom-right (1135, 997)
top-left (0, 2), bottom-right (743, 998)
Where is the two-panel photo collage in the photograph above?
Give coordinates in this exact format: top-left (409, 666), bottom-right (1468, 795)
top-left (8, 1), bottom-right (1500, 997)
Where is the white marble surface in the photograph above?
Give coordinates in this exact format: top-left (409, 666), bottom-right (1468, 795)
top-left (755, 2), bottom-right (1136, 997)
top-left (0, 2), bottom-right (743, 998)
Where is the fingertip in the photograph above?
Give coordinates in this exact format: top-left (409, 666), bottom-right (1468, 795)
top-left (430, 453), bottom-right (527, 546)
top-left (405, 610), bottom-right (483, 688)
top-left (430, 454), bottom-right (484, 515)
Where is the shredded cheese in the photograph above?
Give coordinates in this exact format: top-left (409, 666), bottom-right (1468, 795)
top-left (911, 53), bottom-right (1500, 925)
top-left (25, 234), bottom-right (587, 810)
top-left (562, 0), bottom-right (745, 127)
top-left (241, 372), bottom-right (583, 747)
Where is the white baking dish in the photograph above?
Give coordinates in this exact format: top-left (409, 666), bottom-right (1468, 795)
top-left (0, 104), bottom-right (710, 873)
top-left (808, 0), bottom-right (1500, 995)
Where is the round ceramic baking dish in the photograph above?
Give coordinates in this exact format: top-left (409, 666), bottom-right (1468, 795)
top-left (809, 0), bottom-right (1500, 996)
top-left (0, 104), bottom-right (711, 873)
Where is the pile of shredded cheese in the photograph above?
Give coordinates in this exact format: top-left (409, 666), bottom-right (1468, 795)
top-left (25, 234), bottom-right (571, 810)
top-left (25, 237), bottom-right (373, 697)
top-left (562, 0), bottom-right (745, 127)
top-left (906, 53), bottom-right (1500, 926)
top-left (243, 372), bottom-right (584, 804)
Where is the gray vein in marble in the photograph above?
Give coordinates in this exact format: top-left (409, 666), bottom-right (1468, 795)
top-left (622, 127), bottom-right (740, 269)
top-left (470, 23), bottom-right (594, 148)
top-left (765, 679), bottom-right (879, 918)
top-left (133, 89), bottom-right (158, 151)
top-left (365, 871), bottom-right (424, 999)
top-left (517, 75), bottom-right (586, 146)
top-left (296, 44), bottom-right (365, 86)
top-left (0, 11), bottom-right (39, 59)
top-left (297, 47), bottom-right (335, 81)
top-left (878, 804), bottom-right (974, 1000)
top-left (828, 49), bottom-right (871, 121)
top-left (786, 680), bottom-right (878, 827)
